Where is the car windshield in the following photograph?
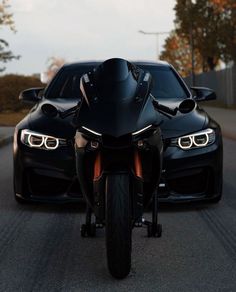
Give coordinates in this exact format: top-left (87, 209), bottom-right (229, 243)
top-left (45, 65), bottom-right (95, 99)
top-left (140, 65), bottom-right (189, 99)
top-left (45, 64), bottom-right (189, 100)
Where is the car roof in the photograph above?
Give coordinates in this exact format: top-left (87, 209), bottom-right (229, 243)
top-left (62, 60), bottom-right (170, 70)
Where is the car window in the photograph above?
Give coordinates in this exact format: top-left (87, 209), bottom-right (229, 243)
top-left (46, 64), bottom-right (188, 100)
top-left (140, 65), bottom-right (189, 99)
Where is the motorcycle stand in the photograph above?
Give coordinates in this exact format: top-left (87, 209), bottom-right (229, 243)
top-left (80, 205), bottom-right (96, 237)
top-left (139, 191), bottom-right (162, 238)
top-left (81, 192), bottom-right (162, 238)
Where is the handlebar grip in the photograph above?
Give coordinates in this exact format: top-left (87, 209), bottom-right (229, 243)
top-left (152, 100), bottom-right (177, 116)
top-left (157, 104), bottom-right (177, 115)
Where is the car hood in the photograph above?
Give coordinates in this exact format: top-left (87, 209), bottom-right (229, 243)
top-left (28, 98), bottom-right (78, 139)
top-left (158, 99), bottom-right (207, 139)
top-left (28, 98), bottom-right (207, 139)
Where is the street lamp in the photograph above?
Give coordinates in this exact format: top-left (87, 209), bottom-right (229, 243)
top-left (189, 0), bottom-right (196, 85)
top-left (138, 30), bottom-right (170, 60)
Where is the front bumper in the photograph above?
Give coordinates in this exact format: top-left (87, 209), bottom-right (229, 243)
top-left (14, 131), bottom-right (83, 203)
top-left (158, 135), bottom-right (223, 202)
top-left (14, 130), bottom-right (222, 203)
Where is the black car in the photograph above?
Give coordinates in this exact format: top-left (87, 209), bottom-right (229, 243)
top-left (13, 61), bottom-right (223, 204)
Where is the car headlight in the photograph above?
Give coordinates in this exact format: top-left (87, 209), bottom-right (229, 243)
top-left (171, 128), bottom-right (216, 150)
top-left (20, 129), bottom-right (67, 150)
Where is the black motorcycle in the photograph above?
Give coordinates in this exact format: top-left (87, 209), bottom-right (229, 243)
top-left (59, 58), bottom-right (195, 279)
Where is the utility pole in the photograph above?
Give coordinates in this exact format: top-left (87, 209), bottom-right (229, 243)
top-left (189, 0), bottom-right (196, 85)
top-left (138, 30), bottom-right (170, 60)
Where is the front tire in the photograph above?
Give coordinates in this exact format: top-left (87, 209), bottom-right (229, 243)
top-left (105, 174), bottom-right (132, 279)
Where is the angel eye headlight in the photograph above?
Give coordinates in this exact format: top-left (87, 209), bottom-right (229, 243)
top-left (21, 129), bottom-right (65, 150)
top-left (193, 133), bottom-right (209, 146)
top-left (178, 136), bottom-right (193, 149)
top-left (28, 134), bottom-right (44, 147)
top-left (172, 128), bottom-right (215, 150)
top-left (44, 136), bottom-right (59, 150)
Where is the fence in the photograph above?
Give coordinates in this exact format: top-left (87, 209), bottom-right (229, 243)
top-left (184, 66), bottom-right (236, 106)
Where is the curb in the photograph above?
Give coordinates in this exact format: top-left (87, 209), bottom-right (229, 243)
top-left (0, 136), bottom-right (13, 148)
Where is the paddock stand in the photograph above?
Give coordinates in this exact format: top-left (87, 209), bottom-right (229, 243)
top-left (80, 205), bottom-right (96, 237)
top-left (80, 205), bottom-right (103, 237)
top-left (135, 190), bottom-right (162, 237)
top-left (81, 191), bottom-right (162, 238)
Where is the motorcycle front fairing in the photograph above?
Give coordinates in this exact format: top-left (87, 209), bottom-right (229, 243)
top-left (75, 59), bottom-right (161, 137)
top-left (74, 58), bottom-right (163, 221)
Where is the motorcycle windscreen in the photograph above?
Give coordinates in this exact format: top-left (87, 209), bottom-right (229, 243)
top-left (76, 94), bottom-right (159, 137)
top-left (76, 58), bottom-right (161, 137)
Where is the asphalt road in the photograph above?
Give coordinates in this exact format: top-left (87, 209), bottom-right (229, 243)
top-left (0, 139), bottom-right (236, 292)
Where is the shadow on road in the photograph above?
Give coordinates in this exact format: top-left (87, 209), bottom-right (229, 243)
top-left (15, 198), bottom-right (215, 215)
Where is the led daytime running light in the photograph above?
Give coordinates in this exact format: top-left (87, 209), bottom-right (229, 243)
top-left (21, 129), bottom-right (60, 150)
top-left (132, 125), bottom-right (152, 136)
top-left (81, 126), bottom-right (102, 136)
top-left (177, 128), bottom-right (214, 150)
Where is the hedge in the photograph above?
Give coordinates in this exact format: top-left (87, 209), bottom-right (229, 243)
top-left (0, 74), bottom-right (44, 112)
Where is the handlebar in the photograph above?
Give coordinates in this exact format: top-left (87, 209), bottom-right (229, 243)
top-left (152, 99), bottom-right (178, 116)
top-left (59, 105), bottom-right (79, 119)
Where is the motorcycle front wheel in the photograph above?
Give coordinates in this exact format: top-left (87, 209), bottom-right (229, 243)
top-left (105, 174), bottom-right (132, 279)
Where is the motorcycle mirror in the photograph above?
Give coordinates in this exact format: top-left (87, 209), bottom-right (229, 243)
top-left (178, 99), bottom-right (196, 114)
top-left (41, 104), bottom-right (58, 118)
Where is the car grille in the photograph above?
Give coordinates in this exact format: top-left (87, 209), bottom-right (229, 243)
top-left (26, 170), bottom-right (82, 197)
top-left (159, 167), bottom-right (212, 197)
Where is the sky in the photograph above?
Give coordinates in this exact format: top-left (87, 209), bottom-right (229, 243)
top-left (1, 0), bottom-right (176, 75)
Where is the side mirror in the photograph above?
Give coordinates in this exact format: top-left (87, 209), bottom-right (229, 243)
top-left (178, 99), bottom-right (196, 114)
top-left (191, 86), bottom-right (216, 101)
top-left (41, 103), bottom-right (58, 117)
top-left (19, 87), bottom-right (44, 103)
top-left (41, 103), bottom-right (79, 119)
top-left (152, 98), bottom-right (195, 117)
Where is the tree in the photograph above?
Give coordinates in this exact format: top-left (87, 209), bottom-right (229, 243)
top-left (42, 56), bottom-right (66, 83)
top-left (174, 0), bottom-right (224, 71)
top-left (0, 0), bottom-right (19, 72)
top-left (160, 31), bottom-right (203, 77)
top-left (174, 0), bottom-right (236, 70)
top-left (209, 0), bottom-right (236, 63)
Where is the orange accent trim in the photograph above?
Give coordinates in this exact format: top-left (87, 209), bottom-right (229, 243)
top-left (94, 152), bottom-right (102, 180)
top-left (134, 150), bottom-right (143, 178)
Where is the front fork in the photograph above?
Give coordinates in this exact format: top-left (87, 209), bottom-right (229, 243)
top-left (81, 150), bottom-right (162, 238)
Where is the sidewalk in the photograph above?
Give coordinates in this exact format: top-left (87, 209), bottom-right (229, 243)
top-left (0, 107), bottom-right (235, 148)
top-left (0, 127), bottom-right (14, 148)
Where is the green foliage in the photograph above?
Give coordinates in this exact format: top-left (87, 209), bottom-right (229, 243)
top-left (0, 74), bottom-right (43, 112)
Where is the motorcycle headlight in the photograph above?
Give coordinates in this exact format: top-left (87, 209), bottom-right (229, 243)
top-left (132, 125), bottom-right (152, 136)
top-left (81, 126), bottom-right (102, 137)
top-left (171, 128), bottom-right (216, 150)
top-left (20, 129), bottom-right (67, 150)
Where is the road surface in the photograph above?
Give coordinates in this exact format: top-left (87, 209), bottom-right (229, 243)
top-left (0, 139), bottom-right (236, 291)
